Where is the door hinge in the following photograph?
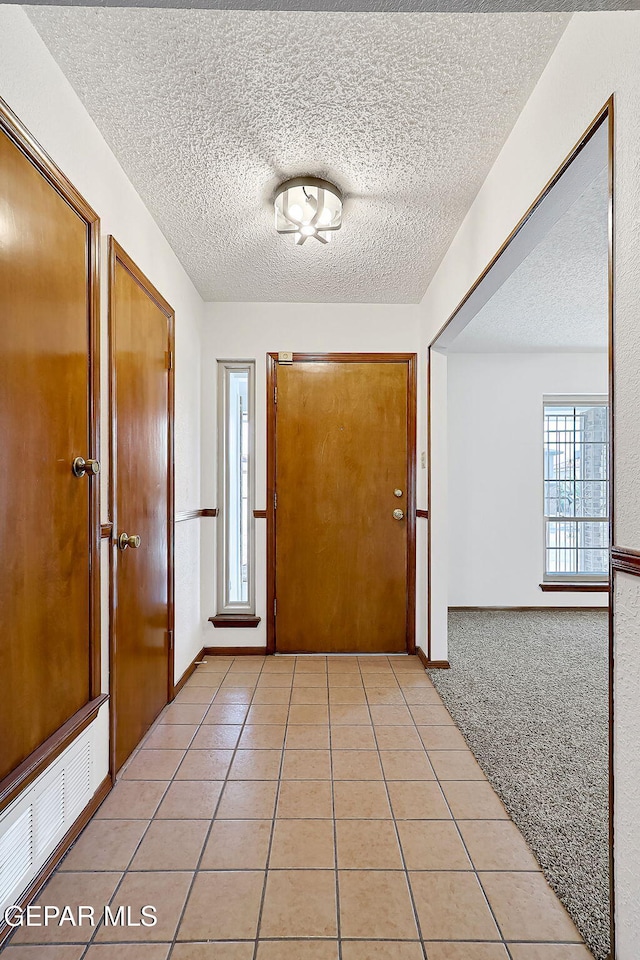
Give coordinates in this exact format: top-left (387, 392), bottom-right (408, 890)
top-left (166, 350), bottom-right (173, 370)
top-left (273, 598), bottom-right (277, 617)
top-left (167, 629), bottom-right (174, 651)
top-left (274, 491), bottom-right (277, 509)
top-left (274, 385), bottom-right (278, 404)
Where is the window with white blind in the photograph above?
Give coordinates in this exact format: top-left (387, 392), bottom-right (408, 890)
top-left (543, 397), bottom-right (609, 581)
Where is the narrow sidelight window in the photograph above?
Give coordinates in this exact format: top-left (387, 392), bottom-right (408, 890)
top-left (217, 361), bottom-right (255, 613)
top-left (543, 397), bottom-right (609, 581)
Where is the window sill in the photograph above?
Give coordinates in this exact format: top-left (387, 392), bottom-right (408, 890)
top-left (209, 615), bottom-right (261, 628)
top-left (539, 582), bottom-right (609, 593)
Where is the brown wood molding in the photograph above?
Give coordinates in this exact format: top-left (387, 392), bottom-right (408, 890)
top-left (253, 509), bottom-right (267, 519)
top-left (203, 646), bottom-right (267, 656)
top-left (209, 615), bottom-right (261, 629)
top-left (175, 508), bottom-right (218, 522)
top-left (416, 646), bottom-right (450, 670)
top-left (172, 647), bottom-right (206, 698)
top-left (416, 509), bottom-right (428, 519)
top-left (450, 604), bottom-right (606, 611)
top-left (612, 546), bottom-right (640, 577)
top-left (0, 773), bottom-right (111, 947)
top-left (101, 522), bottom-right (113, 539)
top-left (0, 694), bottom-right (108, 814)
top-left (540, 581), bottom-right (609, 593)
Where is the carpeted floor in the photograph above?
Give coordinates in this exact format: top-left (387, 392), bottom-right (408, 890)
top-left (429, 608), bottom-right (610, 960)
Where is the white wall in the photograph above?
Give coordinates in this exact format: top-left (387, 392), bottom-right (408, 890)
top-left (201, 302), bottom-right (427, 652)
top-left (0, 2), bottom-right (204, 898)
top-left (448, 352), bottom-right (608, 607)
top-left (418, 11), bottom-right (640, 954)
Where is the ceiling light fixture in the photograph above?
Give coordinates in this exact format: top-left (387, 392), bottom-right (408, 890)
top-left (274, 176), bottom-right (342, 246)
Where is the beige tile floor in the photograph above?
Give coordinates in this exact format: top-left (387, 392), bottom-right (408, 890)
top-left (2, 655), bottom-right (593, 959)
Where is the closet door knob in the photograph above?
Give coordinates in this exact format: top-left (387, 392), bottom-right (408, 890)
top-left (72, 456), bottom-right (100, 477)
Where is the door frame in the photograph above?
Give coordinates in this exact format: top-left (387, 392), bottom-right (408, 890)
top-left (107, 236), bottom-right (175, 779)
top-left (266, 351), bottom-right (417, 655)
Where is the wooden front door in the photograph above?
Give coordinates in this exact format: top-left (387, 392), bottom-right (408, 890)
top-left (109, 239), bottom-right (174, 772)
top-left (0, 105), bottom-right (100, 788)
top-left (269, 354), bottom-right (416, 654)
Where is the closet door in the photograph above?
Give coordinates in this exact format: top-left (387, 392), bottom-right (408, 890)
top-left (0, 104), bottom-right (100, 792)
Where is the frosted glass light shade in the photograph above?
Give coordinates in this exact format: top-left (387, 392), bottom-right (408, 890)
top-left (274, 177), bottom-right (342, 245)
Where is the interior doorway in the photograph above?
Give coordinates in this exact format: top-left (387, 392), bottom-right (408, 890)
top-left (427, 102), bottom-right (613, 960)
top-left (108, 238), bottom-right (175, 773)
top-left (267, 353), bottom-right (416, 654)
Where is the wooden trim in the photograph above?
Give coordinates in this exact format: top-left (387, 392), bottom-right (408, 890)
top-left (540, 582), bottom-right (609, 593)
top-left (172, 646), bottom-right (206, 698)
top-left (612, 546), bottom-right (640, 577)
top-left (427, 350), bottom-right (432, 662)
top-left (0, 773), bottom-right (111, 947)
top-left (108, 237), bottom-right (176, 780)
top-left (266, 353), bottom-right (278, 655)
top-left (606, 97), bottom-right (616, 960)
top-left (266, 352), bottom-right (417, 655)
top-left (430, 100), bottom-right (614, 351)
top-left (450, 604), bottom-right (607, 612)
top-left (204, 646), bottom-right (267, 656)
top-left (0, 96), bottom-right (102, 778)
top-left (416, 509), bottom-right (428, 519)
top-left (100, 522), bottom-right (113, 539)
top-left (416, 646), bottom-right (450, 670)
top-left (0, 695), bottom-right (108, 814)
top-left (253, 509), bottom-right (267, 519)
top-left (209, 615), bottom-right (261, 628)
top-left (175, 508), bottom-right (218, 522)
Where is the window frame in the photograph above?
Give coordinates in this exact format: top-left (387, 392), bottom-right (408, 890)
top-left (542, 394), bottom-right (610, 584)
top-left (216, 359), bottom-right (256, 615)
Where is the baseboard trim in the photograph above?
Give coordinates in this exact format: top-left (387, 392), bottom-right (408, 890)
top-left (203, 646), bottom-right (268, 656)
top-left (0, 772), bottom-right (112, 947)
top-left (172, 646), bottom-right (206, 697)
top-left (449, 605), bottom-right (607, 612)
top-left (416, 646), bottom-right (450, 670)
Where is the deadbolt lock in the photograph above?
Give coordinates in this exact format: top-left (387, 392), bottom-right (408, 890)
top-left (394, 488), bottom-right (403, 498)
top-left (118, 533), bottom-right (141, 551)
top-left (393, 509), bottom-right (404, 521)
top-left (72, 456), bottom-right (100, 478)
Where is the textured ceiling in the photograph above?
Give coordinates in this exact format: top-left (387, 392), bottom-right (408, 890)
top-left (27, 8), bottom-right (570, 302)
top-left (18, 1), bottom-right (640, 10)
top-left (448, 168), bottom-right (609, 352)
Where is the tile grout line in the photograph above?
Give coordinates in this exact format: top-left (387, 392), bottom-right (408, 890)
top-left (164, 654), bottom-right (276, 959)
top-left (361, 656), bottom-right (429, 960)
top-left (166, 657), bottom-right (262, 960)
top-left (327, 660), bottom-right (344, 960)
top-left (76, 657), bottom-right (237, 959)
top-left (251, 657), bottom-right (294, 960)
top-left (398, 659), bottom-right (516, 958)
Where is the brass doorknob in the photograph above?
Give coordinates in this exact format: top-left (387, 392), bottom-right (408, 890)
top-left (72, 456), bottom-right (100, 477)
top-left (393, 509), bottom-right (404, 521)
top-left (118, 533), bottom-right (141, 551)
